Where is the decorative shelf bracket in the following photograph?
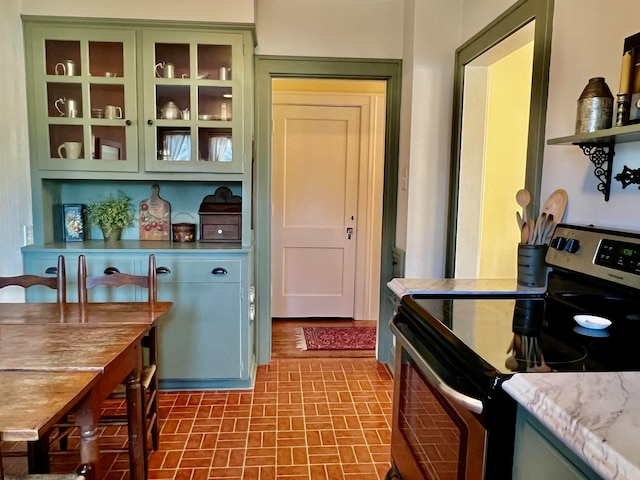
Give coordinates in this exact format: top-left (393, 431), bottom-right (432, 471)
top-left (615, 165), bottom-right (640, 190)
top-left (579, 143), bottom-right (614, 201)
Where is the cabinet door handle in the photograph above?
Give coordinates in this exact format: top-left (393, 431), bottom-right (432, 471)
top-left (104, 267), bottom-right (120, 275)
top-left (125, 119), bottom-right (132, 126)
top-left (147, 119), bottom-right (154, 125)
top-left (156, 266), bottom-right (171, 275)
top-left (212, 267), bottom-right (228, 275)
top-left (45, 267), bottom-right (58, 275)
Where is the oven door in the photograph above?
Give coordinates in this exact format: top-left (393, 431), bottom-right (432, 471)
top-left (389, 317), bottom-right (487, 480)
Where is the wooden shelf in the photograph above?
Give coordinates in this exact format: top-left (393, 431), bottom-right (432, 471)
top-left (547, 123), bottom-right (640, 146)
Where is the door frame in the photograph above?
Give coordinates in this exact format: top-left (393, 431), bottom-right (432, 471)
top-left (254, 56), bottom-right (402, 365)
top-left (445, 0), bottom-right (554, 276)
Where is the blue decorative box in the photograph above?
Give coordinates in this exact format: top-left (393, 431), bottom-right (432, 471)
top-left (62, 204), bottom-right (86, 241)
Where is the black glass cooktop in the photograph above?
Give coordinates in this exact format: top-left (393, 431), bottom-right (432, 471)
top-left (402, 292), bottom-right (640, 376)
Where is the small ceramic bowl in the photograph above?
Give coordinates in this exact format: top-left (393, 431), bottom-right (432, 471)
top-left (573, 314), bottom-right (612, 330)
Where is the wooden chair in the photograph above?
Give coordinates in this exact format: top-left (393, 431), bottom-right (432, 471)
top-left (0, 256), bottom-right (66, 303)
top-left (77, 254), bottom-right (160, 453)
top-left (0, 256), bottom-right (70, 472)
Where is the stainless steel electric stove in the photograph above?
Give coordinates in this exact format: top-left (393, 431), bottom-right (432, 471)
top-left (387, 224), bottom-right (640, 480)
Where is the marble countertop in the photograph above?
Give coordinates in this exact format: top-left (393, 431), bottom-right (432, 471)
top-left (387, 277), bottom-right (546, 297)
top-left (503, 372), bottom-right (640, 480)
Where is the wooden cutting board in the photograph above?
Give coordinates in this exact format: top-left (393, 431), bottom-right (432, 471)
top-left (139, 184), bottom-right (170, 240)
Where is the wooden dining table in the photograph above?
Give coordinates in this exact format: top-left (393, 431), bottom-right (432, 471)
top-left (0, 302), bottom-right (172, 480)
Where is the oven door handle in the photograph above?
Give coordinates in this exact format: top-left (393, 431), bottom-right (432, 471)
top-left (390, 320), bottom-right (484, 414)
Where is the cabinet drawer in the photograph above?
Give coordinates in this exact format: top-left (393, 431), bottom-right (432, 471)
top-left (201, 224), bottom-right (240, 241)
top-left (200, 213), bottom-right (241, 241)
top-left (154, 258), bottom-right (241, 283)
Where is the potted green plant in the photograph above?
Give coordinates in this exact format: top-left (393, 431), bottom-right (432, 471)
top-left (87, 192), bottom-right (135, 241)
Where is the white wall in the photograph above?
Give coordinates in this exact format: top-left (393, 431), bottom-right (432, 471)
top-left (461, 0), bottom-right (517, 42)
top-left (399, 0), bottom-right (463, 277)
top-left (0, 0), bottom-right (32, 301)
top-left (255, 0), bottom-right (403, 58)
top-left (543, 0), bottom-right (640, 230)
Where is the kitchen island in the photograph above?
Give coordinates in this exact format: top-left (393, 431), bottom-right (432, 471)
top-left (503, 372), bottom-right (640, 480)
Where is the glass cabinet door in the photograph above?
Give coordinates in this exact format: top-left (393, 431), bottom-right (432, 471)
top-left (142, 30), bottom-right (244, 174)
top-left (29, 26), bottom-right (138, 172)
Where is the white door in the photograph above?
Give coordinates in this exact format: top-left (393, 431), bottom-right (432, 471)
top-left (271, 102), bottom-right (361, 318)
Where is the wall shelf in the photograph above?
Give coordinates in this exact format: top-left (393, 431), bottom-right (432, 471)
top-left (547, 123), bottom-right (640, 146)
top-left (547, 124), bottom-right (640, 201)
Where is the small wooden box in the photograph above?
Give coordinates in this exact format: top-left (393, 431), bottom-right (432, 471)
top-left (198, 187), bottom-right (242, 242)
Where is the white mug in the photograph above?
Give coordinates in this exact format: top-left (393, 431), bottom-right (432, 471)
top-left (105, 105), bottom-right (123, 119)
top-left (58, 141), bottom-right (82, 159)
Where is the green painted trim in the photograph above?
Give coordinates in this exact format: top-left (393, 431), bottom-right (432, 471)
top-left (445, 0), bottom-right (554, 277)
top-left (21, 15), bottom-right (256, 43)
top-left (254, 56), bottom-right (402, 366)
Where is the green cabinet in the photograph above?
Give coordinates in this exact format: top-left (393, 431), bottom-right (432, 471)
top-left (141, 30), bottom-right (246, 174)
top-left (24, 24), bottom-right (139, 173)
top-left (513, 406), bottom-right (603, 480)
top-left (22, 18), bottom-right (255, 246)
top-left (22, 245), bottom-right (256, 389)
top-left (22, 18), bottom-right (257, 389)
top-left (24, 19), bottom-right (253, 176)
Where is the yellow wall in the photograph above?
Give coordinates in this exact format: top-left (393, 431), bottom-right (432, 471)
top-left (479, 42), bottom-right (533, 277)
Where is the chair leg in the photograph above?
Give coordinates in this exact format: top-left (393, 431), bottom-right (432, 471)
top-left (27, 435), bottom-right (50, 473)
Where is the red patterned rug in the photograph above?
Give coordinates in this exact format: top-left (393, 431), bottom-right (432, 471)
top-left (296, 326), bottom-right (376, 350)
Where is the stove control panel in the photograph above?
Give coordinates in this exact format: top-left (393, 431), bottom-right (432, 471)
top-left (546, 224), bottom-right (640, 290)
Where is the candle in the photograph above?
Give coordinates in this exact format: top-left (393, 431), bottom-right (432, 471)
top-left (620, 50), bottom-right (633, 94)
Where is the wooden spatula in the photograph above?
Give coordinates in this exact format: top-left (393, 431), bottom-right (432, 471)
top-left (540, 189), bottom-right (568, 223)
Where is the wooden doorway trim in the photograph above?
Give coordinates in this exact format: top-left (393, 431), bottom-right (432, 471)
top-left (254, 56), bottom-right (402, 365)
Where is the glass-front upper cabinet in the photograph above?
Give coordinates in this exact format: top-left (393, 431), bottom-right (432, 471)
top-left (26, 26), bottom-right (138, 172)
top-left (142, 30), bottom-right (245, 174)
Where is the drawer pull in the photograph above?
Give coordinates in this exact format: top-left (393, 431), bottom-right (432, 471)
top-left (212, 267), bottom-right (228, 275)
top-left (156, 266), bottom-right (171, 275)
top-left (104, 267), bottom-right (120, 275)
top-left (45, 267), bottom-right (58, 275)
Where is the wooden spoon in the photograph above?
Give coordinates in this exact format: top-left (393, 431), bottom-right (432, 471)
top-left (541, 214), bottom-right (556, 245)
top-left (532, 212), bottom-right (546, 244)
top-left (516, 189), bottom-right (531, 223)
top-left (528, 218), bottom-right (536, 245)
top-left (521, 220), bottom-right (531, 244)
